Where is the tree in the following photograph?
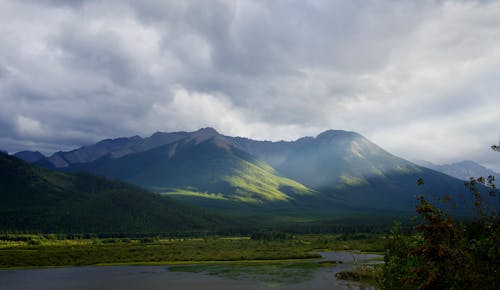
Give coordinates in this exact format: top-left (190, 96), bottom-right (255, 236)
top-left (380, 146), bottom-right (499, 289)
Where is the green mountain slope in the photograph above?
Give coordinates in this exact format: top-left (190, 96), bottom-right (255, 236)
top-left (31, 128), bottom-right (475, 221)
top-left (276, 130), bottom-right (469, 211)
top-left (62, 129), bottom-right (471, 216)
top-left (0, 153), bottom-right (230, 233)
top-left (67, 135), bottom-right (316, 207)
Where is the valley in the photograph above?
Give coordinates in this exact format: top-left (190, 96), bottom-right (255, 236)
top-left (3, 1), bottom-right (499, 288)
top-left (2, 128), bottom-right (498, 289)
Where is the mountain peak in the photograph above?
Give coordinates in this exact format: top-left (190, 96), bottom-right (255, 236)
top-left (195, 127), bottom-right (219, 135)
top-left (315, 129), bottom-right (359, 141)
top-left (189, 127), bottom-right (223, 144)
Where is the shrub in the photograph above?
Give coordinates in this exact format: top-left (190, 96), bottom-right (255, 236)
top-left (381, 177), bottom-right (499, 289)
top-left (250, 230), bottom-right (293, 241)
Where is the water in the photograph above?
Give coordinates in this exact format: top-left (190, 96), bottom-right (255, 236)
top-left (0, 252), bottom-right (382, 290)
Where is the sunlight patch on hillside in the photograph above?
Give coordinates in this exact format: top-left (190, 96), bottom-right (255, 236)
top-left (161, 189), bottom-right (228, 200)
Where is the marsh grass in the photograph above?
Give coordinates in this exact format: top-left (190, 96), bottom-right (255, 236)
top-left (0, 234), bottom-right (384, 269)
top-left (336, 264), bottom-right (382, 286)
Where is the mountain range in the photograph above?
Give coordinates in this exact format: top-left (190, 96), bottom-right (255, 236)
top-left (10, 128), bottom-right (470, 220)
top-left (415, 160), bottom-right (499, 181)
top-left (6, 127), bottom-right (489, 233)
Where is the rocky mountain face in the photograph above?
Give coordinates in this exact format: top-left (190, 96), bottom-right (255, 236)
top-left (41, 131), bottom-right (194, 168)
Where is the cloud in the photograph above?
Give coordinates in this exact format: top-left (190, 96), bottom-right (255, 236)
top-left (15, 115), bottom-right (47, 137)
top-left (0, 0), bottom-right (499, 171)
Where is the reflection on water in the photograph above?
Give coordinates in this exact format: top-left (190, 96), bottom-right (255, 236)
top-left (0, 251), bottom-right (382, 290)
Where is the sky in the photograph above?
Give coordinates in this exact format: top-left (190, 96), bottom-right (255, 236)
top-left (0, 0), bottom-right (499, 171)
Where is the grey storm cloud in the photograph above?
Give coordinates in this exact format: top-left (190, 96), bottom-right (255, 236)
top-left (0, 0), bottom-right (499, 171)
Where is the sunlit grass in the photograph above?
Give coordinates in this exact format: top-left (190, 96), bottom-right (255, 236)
top-left (161, 159), bottom-right (316, 204)
top-left (161, 189), bottom-right (228, 200)
top-left (339, 175), bottom-right (368, 186)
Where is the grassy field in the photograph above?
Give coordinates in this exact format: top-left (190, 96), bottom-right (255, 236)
top-left (0, 233), bottom-right (385, 269)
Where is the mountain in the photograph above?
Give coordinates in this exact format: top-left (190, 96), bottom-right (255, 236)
top-left (271, 130), bottom-right (467, 210)
top-left (40, 127), bottom-right (303, 169)
top-left (13, 150), bottom-right (45, 163)
top-left (41, 131), bottom-right (194, 168)
top-left (64, 130), bottom-right (316, 209)
top-left (34, 128), bottom-right (367, 171)
top-left (231, 136), bottom-right (314, 167)
top-left (0, 152), bottom-right (230, 233)
top-left (416, 160), bottom-right (499, 181)
top-left (44, 128), bottom-right (469, 218)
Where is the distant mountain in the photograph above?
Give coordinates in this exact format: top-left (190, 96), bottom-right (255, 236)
top-left (416, 160), bottom-right (499, 181)
top-left (64, 130), bottom-right (316, 208)
top-left (13, 150), bottom-right (45, 163)
top-left (0, 152), bottom-right (230, 233)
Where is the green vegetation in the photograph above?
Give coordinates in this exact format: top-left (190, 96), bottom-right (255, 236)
top-left (0, 234), bottom-right (384, 269)
top-left (61, 130), bottom-right (470, 220)
top-left (6, 131), bottom-right (497, 288)
top-left (220, 158), bottom-right (314, 203)
top-left (0, 153), bottom-right (236, 233)
top-left (336, 264), bottom-right (383, 286)
top-left (0, 152), bottom-right (410, 233)
top-left (161, 157), bottom-right (315, 204)
top-left (68, 137), bottom-right (316, 206)
top-left (250, 230), bottom-right (293, 241)
top-left (380, 177), bottom-right (499, 289)
top-left (328, 146), bottom-right (500, 289)
top-left (164, 189), bottom-right (229, 201)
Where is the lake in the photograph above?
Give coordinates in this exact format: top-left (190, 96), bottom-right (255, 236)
top-left (0, 252), bottom-right (381, 290)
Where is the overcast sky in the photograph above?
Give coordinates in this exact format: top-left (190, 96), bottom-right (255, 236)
top-left (1, 0), bottom-right (499, 170)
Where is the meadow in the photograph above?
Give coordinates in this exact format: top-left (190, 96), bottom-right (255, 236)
top-left (0, 233), bottom-right (385, 269)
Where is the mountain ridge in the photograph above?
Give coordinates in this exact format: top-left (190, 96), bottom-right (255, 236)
top-left (63, 134), bottom-right (317, 207)
top-left (13, 150), bottom-right (45, 163)
top-left (415, 160), bottom-right (499, 181)
top-left (0, 152), bottom-right (234, 233)
top-left (27, 128), bottom-right (469, 216)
